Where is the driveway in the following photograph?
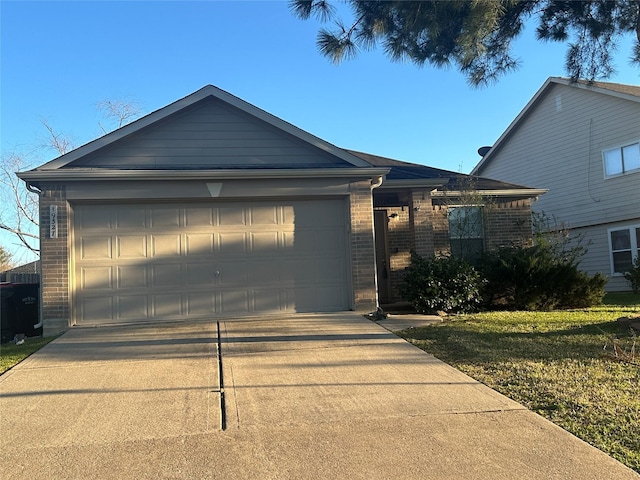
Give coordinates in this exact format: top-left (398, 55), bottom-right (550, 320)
top-left (1, 314), bottom-right (637, 479)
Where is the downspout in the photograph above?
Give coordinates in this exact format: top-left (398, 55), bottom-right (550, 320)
top-left (26, 182), bottom-right (44, 330)
top-left (370, 176), bottom-right (384, 313)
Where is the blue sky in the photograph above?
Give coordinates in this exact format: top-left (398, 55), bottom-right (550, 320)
top-left (1, 0), bottom-right (640, 262)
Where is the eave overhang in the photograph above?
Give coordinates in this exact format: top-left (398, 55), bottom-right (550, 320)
top-left (376, 179), bottom-right (447, 189)
top-left (431, 188), bottom-right (548, 198)
top-left (17, 167), bottom-right (390, 183)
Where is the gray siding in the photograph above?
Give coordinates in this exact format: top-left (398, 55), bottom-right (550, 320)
top-left (478, 83), bottom-right (640, 291)
top-left (70, 98), bottom-right (348, 169)
top-left (574, 223), bottom-right (634, 292)
top-left (479, 84), bottom-right (640, 228)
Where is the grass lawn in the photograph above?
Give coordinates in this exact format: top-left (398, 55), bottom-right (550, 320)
top-left (0, 336), bottom-right (58, 375)
top-left (399, 293), bottom-right (640, 473)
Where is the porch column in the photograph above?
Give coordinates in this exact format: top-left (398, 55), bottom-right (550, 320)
top-left (409, 189), bottom-right (435, 257)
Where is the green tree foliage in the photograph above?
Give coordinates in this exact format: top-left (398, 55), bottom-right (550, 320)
top-left (290, 0), bottom-right (640, 86)
top-left (623, 255), bottom-right (640, 293)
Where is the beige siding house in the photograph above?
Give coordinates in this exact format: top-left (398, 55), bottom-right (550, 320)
top-left (19, 85), bottom-right (543, 335)
top-left (473, 77), bottom-right (640, 292)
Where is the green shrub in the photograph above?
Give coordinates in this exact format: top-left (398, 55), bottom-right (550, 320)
top-left (400, 253), bottom-right (485, 314)
top-left (623, 256), bottom-right (640, 294)
top-left (478, 244), bottom-right (606, 310)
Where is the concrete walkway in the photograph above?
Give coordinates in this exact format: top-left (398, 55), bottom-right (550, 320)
top-left (1, 314), bottom-right (637, 479)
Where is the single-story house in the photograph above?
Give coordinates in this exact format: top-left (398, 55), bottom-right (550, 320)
top-left (18, 85), bottom-right (545, 335)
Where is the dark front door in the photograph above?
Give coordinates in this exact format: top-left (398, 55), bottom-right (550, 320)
top-left (373, 210), bottom-right (391, 304)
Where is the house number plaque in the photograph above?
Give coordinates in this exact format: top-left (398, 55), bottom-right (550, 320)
top-left (50, 205), bottom-right (58, 238)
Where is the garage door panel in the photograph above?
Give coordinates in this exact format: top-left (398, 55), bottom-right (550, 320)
top-left (292, 286), bottom-right (346, 311)
top-left (81, 266), bottom-right (113, 290)
top-left (316, 258), bottom-right (345, 280)
top-left (152, 294), bottom-right (183, 317)
top-left (81, 296), bottom-right (114, 322)
top-left (151, 234), bottom-right (181, 257)
top-left (250, 261), bottom-right (275, 285)
top-left (81, 236), bottom-right (112, 259)
top-left (150, 207), bottom-right (180, 228)
top-left (186, 234), bottom-right (214, 255)
top-left (250, 232), bottom-right (279, 253)
top-left (116, 235), bottom-right (147, 258)
top-left (186, 291), bottom-right (215, 316)
top-left (292, 202), bottom-right (343, 227)
top-left (117, 295), bottom-right (149, 319)
top-left (74, 199), bottom-right (350, 324)
top-left (151, 264), bottom-right (182, 287)
top-left (186, 262), bottom-right (217, 285)
top-left (220, 290), bottom-right (249, 314)
top-left (219, 206), bottom-right (246, 226)
top-left (253, 289), bottom-right (282, 311)
top-left (218, 232), bottom-right (247, 255)
top-left (78, 206), bottom-right (112, 229)
top-left (118, 265), bottom-right (147, 288)
top-left (219, 265), bottom-right (248, 286)
top-left (250, 205), bottom-right (278, 225)
top-left (115, 207), bottom-right (146, 229)
top-left (186, 207), bottom-right (215, 227)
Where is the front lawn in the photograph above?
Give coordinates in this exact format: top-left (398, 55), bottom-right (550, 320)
top-left (399, 297), bottom-right (640, 473)
top-left (0, 336), bottom-right (58, 375)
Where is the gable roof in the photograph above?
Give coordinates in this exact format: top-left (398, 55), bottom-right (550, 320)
top-left (472, 76), bottom-right (640, 175)
top-left (348, 150), bottom-right (546, 197)
top-left (24, 84), bottom-right (375, 174)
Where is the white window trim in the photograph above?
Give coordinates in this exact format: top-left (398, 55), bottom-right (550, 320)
top-left (603, 141), bottom-right (640, 179)
top-left (608, 224), bottom-right (640, 276)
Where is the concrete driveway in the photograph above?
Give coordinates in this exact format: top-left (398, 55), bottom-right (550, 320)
top-left (1, 313), bottom-right (637, 479)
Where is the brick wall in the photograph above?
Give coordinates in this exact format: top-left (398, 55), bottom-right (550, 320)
top-left (378, 206), bottom-right (411, 302)
top-left (375, 192), bottom-right (534, 305)
top-left (485, 199), bottom-right (533, 250)
top-left (39, 185), bottom-right (70, 335)
top-left (349, 181), bottom-right (377, 312)
top-left (431, 204), bottom-right (451, 256)
top-left (409, 189), bottom-right (435, 257)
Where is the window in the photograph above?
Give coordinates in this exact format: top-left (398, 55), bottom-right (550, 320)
top-left (449, 206), bottom-right (484, 261)
top-left (609, 225), bottom-right (640, 274)
top-left (603, 142), bottom-right (640, 177)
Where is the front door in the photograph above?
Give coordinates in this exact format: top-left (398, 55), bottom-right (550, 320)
top-left (373, 210), bottom-right (391, 304)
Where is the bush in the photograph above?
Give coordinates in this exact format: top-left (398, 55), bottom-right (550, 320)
top-left (400, 253), bottom-right (485, 314)
top-left (478, 244), bottom-right (606, 310)
top-left (623, 256), bottom-right (640, 294)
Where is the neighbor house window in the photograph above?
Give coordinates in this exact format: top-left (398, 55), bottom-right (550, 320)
top-left (449, 206), bottom-right (484, 261)
top-left (609, 225), bottom-right (640, 274)
top-left (603, 142), bottom-right (640, 177)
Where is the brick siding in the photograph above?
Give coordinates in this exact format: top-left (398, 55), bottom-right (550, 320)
top-left (39, 185), bottom-right (70, 335)
top-left (349, 181), bottom-right (378, 312)
top-left (375, 191), bottom-right (534, 304)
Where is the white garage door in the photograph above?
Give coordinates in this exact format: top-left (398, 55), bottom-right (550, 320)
top-left (73, 200), bottom-right (350, 324)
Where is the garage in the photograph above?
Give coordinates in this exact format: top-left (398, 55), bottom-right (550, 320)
top-left (19, 85), bottom-right (385, 335)
top-left (73, 199), bottom-right (350, 324)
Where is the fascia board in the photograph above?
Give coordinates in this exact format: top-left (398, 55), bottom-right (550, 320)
top-left (377, 179), bottom-right (447, 189)
top-left (38, 85), bottom-right (370, 171)
top-left (17, 167), bottom-right (390, 182)
top-left (431, 188), bottom-right (548, 198)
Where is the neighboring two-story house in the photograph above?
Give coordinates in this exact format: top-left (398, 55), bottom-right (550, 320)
top-left (473, 77), bottom-right (640, 291)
